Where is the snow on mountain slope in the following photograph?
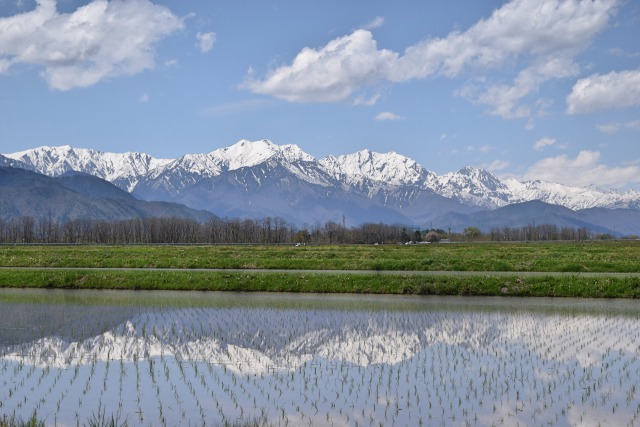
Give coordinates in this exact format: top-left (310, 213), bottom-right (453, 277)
top-left (5, 145), bottom-right (170, 192)
top-left (0, 154), bottom-right (32, 170)
top-left (4, 140), bottom-right (640, 212)
top-left (503, 179), bottom-right (640, 210)
top-left (138, 139), bottom-right (332, 196)
top-left (213, 139), bottom-right (314, 170)
top-left (431, 166), bottom-right (513, 209)
top-left (319, 149), bottom-right (438, 204)
top-left (424, 166), bottom-right (640, 211)
top-left (214, 139), bottom-right (331, 186)
top-left (320, 149), bottom-right (433, 187)
top-left (209, 139), bottom-right (332, 187)
top-left (141, 152), bottom-right (227, 195)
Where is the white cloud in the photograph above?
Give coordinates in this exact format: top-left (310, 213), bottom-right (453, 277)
top-left (567, 69), bottom-right (640, 114)
top-left (374, 111), bottom-right (405, 121)
top-left (608, 47), bottom-right (640, 58)
top-left (0, 0), bottom-right (184, 90)
top-left (0, 58), bottom-right (10, 73)
top-left (391, 0), bottom-right (616, 81)
top-left (353, 93), bottom-right (381, 106)
top-left (533, 137), bottom-right (556, 151)
top-left (463, 144), bottom-right (492, 153)
top-left (196, 31), bottom-right (216, 53)
top-left (470, 57), bottom-right (579, 119)
top-left (245, 0), bottom-right (618, 112)
top-left (139, 93), bottom-right (150, 103)
top-left (597, 123), bottom-right (620, 134)
top-left (524, 150), bottom-right (640, 188)
top-left (243, 29), bottom-right (397, 103)
top-left (361, 16), bottom-right (384, 30)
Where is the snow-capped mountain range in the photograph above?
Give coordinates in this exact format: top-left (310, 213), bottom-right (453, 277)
top-left (4, 139), bottom-right (640, 227)
top-left (4, 144), bottom-right (171, 192)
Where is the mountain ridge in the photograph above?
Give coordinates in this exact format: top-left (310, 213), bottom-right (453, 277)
top-left (0, 166), bottom-right (216, 223)
top-left (4, 140), bottom-right (640, 230)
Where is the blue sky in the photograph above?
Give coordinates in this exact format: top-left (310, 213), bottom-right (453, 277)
top-left (1, 0), bottom-right (639, 189)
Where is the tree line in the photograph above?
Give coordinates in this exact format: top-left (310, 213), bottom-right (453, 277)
top-left (485, 224), bottom-right (593, 242)
top-left (0, 216), bottom-right (417, 245)
top-left (0, 215), bottom-right (615, 245)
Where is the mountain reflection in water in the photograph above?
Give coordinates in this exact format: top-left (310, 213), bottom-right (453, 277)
top-left (1, 290), bottom-right (639, 427)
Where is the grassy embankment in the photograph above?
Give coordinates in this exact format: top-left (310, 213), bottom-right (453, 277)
top-left (0, 241), bottom-right (639, 297)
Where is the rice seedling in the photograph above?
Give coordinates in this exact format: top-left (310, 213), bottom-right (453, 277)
top-left (1, 291), bottom-right (639, 425)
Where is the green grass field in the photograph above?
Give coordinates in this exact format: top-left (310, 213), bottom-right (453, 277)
top-left (1, 241), bottom-right (639, 297)
top-left (1, 240), bottom-right (640, 271)
top-left (1, 268), bottom-right (639, 298)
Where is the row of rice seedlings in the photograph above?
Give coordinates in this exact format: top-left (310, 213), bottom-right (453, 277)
top-left (140, 305), bottom-right (640, 426)
top-left (1, 298), bottom-right (639, 426)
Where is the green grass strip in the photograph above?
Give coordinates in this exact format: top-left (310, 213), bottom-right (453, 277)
top-left (1, 241), bottom-right (640, 272)
top-left (1, 269), bottom-right (639, 298)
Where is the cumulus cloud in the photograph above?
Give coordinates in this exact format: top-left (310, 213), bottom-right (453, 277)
top-left (469, 57), bottom-right (579, 119)
top-left (566, 69), bottom-right (640, 114)
top-left (524, 150), bottom-right (640, 188)
top-left (196, 32), bottom-right (216, 53)
top-left (0, 0), bottom-right (184, 90)
top-left (242, 29), bottom-right (397, 103)
top-left (245, 0), bottom-right (618, 112)
top-left (533, 137), bottom-right (556, 151)
top-left (390, 0), bottom-right (615, 81)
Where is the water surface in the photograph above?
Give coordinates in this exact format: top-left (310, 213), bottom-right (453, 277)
top-left (1, 289), bottom-right (639, 426)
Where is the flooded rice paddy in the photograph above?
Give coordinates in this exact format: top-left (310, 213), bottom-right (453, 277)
top-left (1, 289), bottom-right (639, 426)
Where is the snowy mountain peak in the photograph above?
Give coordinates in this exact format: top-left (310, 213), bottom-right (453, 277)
top-left (320, 149), bottom-right (431, 186)
top-left (4, 145), bottom-right (170, 192)
top-left (455, 166), bottom-right (506, 190)
top-left (279, 144), bottom-right (316, 163)
top-left (137, 139), bottom-right (323, 196)
top-left (212, 139), bottom-right (314, 170)
top-left (430, 166), bottom-right (512, 208)
top-left (503, 179), bottom-right (640, 210)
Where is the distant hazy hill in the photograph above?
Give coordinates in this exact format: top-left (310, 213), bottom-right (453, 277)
top-left (432, 200), bottom-right (640, 236)
top-left (0, 166), bottom-right (216, 223)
